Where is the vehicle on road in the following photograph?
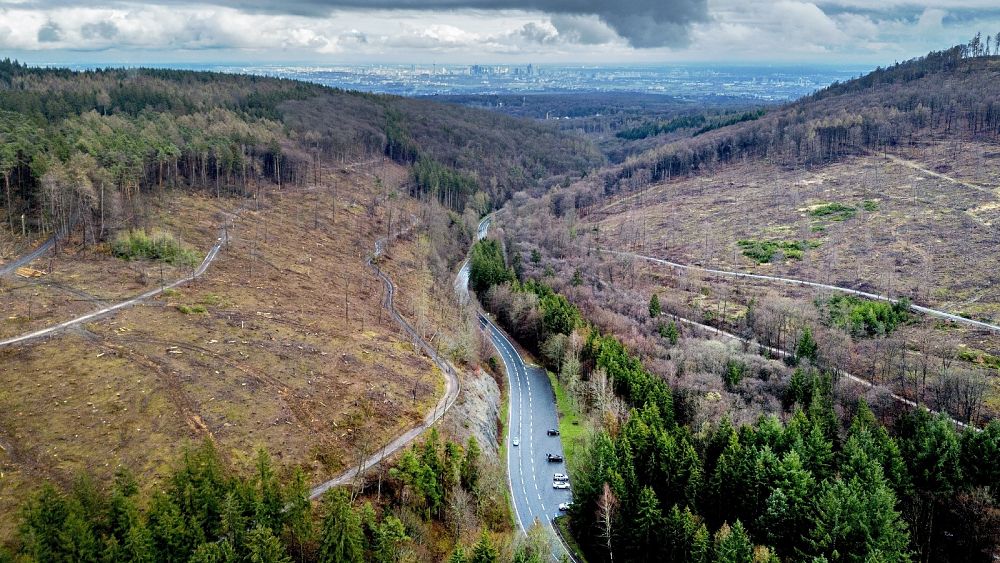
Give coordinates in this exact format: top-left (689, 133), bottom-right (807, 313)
top-left (512, 437), bottom-right (519, 446)
top-left (546, 453), bottom-right (564, 462)
top-left (547, 429), bottom-right (560, 436)
top-left (553, 473), bottom-right (569, 482)
top-left (553, 481), bottom-right (570, 490)
top-left (558, 502), bottom-right (573, 511)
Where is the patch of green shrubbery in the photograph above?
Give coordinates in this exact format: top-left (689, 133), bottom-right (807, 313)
top-left (112, 229), bottom-right (199, 266)
top-left (738, 239), bottom-right (809, 263)
top-left (809, 202), bottom-right (856, 221)
top-left (821, 294), bottom-right (910, 336)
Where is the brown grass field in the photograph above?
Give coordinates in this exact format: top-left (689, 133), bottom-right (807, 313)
top-left (589, 140), bottom-right (1000, 325)
top-left (0, 162), bottom-right (446, 541)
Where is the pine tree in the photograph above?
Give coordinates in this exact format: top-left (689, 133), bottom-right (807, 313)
top-left (449, 546), bottom-right (468, 563)
top-left (18, 484), bottom-right (68, 562)
top-left (713, 520), bottom-right (753, 563)
top-left (470, 531), bottom-right (499, 563)
top-left (373, 515), bottom-right (410, 563)
top-left (690, 524), bottom-right (711, 563)
top-left (188, 539), bottom-right (236, 563)
top-left (147, 494), bottom-right (192, 563)
top-left (649, 293), bottom-right (662, 319)
top-left (284, 468), bottom-right (314, 560)
top-left (253, 449), bottom-right (284, 531)
top-left (461, 437), bottom-right (481, 493)
top-left (246, 525), bottom-right (292, 563)
top-left (317, 489), bottom-right (364, 563)
top-left (633, 486), bottom-right (664, 555)
top-left (795, 328), bottom-right (819, 363)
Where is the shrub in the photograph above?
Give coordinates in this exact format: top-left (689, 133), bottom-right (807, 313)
top-left (723, 360), bottom-right (746, 389)
top-left (821, 294), bottom-right (910, 337)
top-left (112, 229), bottom-right (199, 266)
top-left (737, 239), bottom-right (808, 264)
top-left (176, 304), bottom-right (207, 314)
top-left (809, 202), bottom-right (856, 221)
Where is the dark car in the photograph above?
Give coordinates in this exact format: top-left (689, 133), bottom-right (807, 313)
top-left (546, 429), bottom-right (560, 436)
top-left (546, 453), bottom-right (564, 462)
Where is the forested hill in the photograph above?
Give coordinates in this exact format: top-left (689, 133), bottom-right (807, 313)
top-left (0, 59), bottom-right (601, 240)
top-left (600, 42), bottom-right (1000, 193)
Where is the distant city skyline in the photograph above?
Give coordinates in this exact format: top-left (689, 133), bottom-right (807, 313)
top-left (1, 1), bottom-right (999, 65)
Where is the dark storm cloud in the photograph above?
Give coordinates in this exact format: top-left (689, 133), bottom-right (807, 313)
top-left (159, 0), bottom-right (708, 47)
top-left (37, 21), bottom-right (62, 42)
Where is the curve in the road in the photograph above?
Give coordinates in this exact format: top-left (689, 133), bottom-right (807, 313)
top-left (468, 214), bottom-right (574, 562)
top-left (0, 236), bottom-right (55, 277)
top-left (0, 234), bottom-right (226, 348)
top-left (603, 249), bottom-right (1000, 333)
top-left (481, 313), bottom-right (572, 562)
top-left (309, 221), bottom-right (461, 499)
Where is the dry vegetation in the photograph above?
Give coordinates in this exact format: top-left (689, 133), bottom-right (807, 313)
top-left (0, 162), bottom-right (452, 541)
top-left (589, 141), bottom-right (1000, 323)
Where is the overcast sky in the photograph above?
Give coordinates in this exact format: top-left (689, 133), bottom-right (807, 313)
top-left (1, 0), bottom-right (999, 65)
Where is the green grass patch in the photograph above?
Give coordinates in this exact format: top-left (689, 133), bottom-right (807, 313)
top-left (737, 239), bottom-right (808, 263)
top-left (819, 294), bottom-right (910, 337)
top-left (811, 224), bottom-right (827, 233)
top-left (809, 202), bottom-right (857, 221)
top-left (112, 229), bottom-right (199, 266)
top-left (863, 199), bottom-right (879, 212)
top-left (176, 304), bottom-right (207, 315)
top-left (546, 370), bottom-right (586, 466)
top-left (957, 346), bottom-right (1000, 370)
top-left (199, 293), bottom-right (224, 306)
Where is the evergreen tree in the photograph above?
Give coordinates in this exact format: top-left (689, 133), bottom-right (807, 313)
top-left (461, 436), bottom-right (481, 493)
top-left (632, 487), bottom-right (665, 556)
top-left (713, 520), bottom-right (753, 563)
top-left (373, 515), bottom-right (410, 563)
top-left (649, 293), bottom-right (662, 319)
top-left (283, 468), bottom-right (315, 560)
top-left (804, 474), bottom-right (910, 562)
top-left (252, 449), bottom-right (284, 531)
top-left (147, 494), bottom-right (192, 563)
top-left (449, 546), bottom-right (468, 563)
top-left (796, 328), bottom-right (819, 363)
top-left (18, 484), bottom-right (68, 562)
top-left (470, 531), bottom-right (499, 563)
top-left (246, 525), bottom-right (292, 563)
top-left (317, 489), bottom-right (364, 563)
top-left (188, 540), bottom-right (237, 563)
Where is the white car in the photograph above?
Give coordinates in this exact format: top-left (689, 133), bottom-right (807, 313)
top-left (553, 481), bottom-right (570, 490)
top-left (512, 437), bottom-right (519, 446)
top-left (558, 502), bottom-right (573, 511)
top-left (553, 473), bottom-right (569, 482)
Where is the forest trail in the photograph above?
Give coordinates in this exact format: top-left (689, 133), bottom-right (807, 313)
top-left (885, 153), bottom-right (997, 196)
top-left (604, 248), bottom-right (1000, 333)
top-left (309, 217), bottom-right (461, 499)
top-left (0, 236), bottom-right (55, 278)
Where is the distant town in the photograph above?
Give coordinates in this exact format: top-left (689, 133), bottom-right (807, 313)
top-left (60, 62), bottom-right (867, 100)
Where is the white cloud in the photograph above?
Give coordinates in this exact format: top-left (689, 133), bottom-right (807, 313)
top-left (0, 0), bottom-right (997, 63)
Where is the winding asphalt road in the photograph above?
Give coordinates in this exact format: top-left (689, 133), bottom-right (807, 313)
top-left (458, 215), bottom-right (572, 560)
top-left (482, 313), bottom-right (572, 559)
top-left (603, 249), bottom-right (1000, 333)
